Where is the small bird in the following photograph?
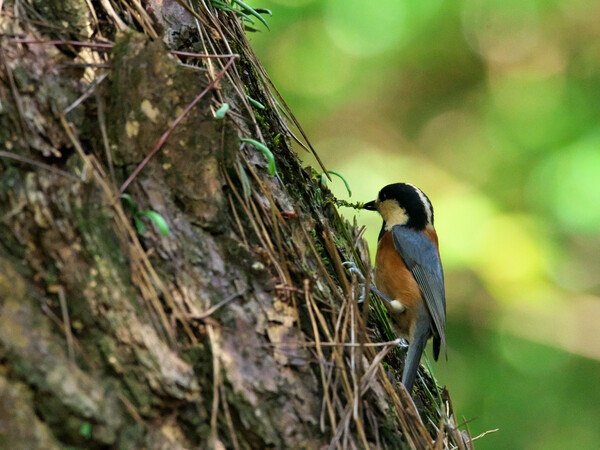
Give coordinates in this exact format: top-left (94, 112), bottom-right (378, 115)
top-left (364, 183), bottom-right (446, 394)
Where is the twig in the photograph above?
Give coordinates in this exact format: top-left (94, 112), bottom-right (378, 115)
top-left (10, 38), bottom-right (114, 49)
top-left (207, 325), bottom-right (221, 445)
top-left (1, 47), bottom-right (27, 138)
top-left (117, 392), bottom-right (144, 423)
top-left (448, 429), bottom-right (498, 450)
top-left (188, 290), bottom-right (245, 320)
top-left (219, 381), bottom-right (241, 450)
top-left (95, 88), bottom-right (115, 185)
top-left (99, 0), bottom-right (128, 30)
top-left (63, 72), bottom-right (108, 114)
top-left (57, 286), bottom-right (75, 363)
top-left (470, 429), bottom-right (499, 441)
top-left (304, 279), bottom-right (337, 434)
top-left (0, 151), bottom-right (80, 181)
top-left (226, 192), bottom-right (249, 248)
top-left (11, 39), bottom-right (236, 60)
top-left (171, 49), bottom-right (235, 59)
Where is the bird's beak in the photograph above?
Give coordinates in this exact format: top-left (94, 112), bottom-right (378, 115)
top-left (363, 200), bottom-right (377, 211)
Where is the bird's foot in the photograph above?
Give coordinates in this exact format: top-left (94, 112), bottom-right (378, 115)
top-left (396, 339), bottom-right (409, 349)
top-left (342, 261), bottom-right (365, 282)
top-left (342, 261), bottom-right (397, 306)
top-left (342, 261), bottom-right (367, 302)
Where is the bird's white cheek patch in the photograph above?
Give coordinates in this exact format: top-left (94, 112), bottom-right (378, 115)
top-left (389, 300), bottom-right (406, 313)
top-left (379, 200), bottom-right (408, 229)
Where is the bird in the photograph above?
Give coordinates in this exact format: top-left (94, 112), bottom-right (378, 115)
top-left (363, 182), bottom-right (446, 394)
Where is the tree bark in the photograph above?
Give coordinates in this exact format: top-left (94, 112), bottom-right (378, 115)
top-left (0, 1), bottom-right (469, 448)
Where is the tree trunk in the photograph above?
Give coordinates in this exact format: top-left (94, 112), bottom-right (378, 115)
top-left (0, 1), bottom-right (470, 448)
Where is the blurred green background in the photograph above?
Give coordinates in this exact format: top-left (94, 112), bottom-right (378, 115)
top-left (247, 0), bottom-right (600, 448)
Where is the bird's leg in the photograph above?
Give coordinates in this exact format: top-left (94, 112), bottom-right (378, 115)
top-left (342, 261), bottom-right (397, 306)
top-left (343, 262), bottom-right (409, 348)
top-left (342, 261), bottom-right (366, 283)
top-left (342, 261), bottom-right (367, 302)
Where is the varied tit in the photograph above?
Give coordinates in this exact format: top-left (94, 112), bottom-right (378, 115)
top-left (364, 183), bottom-right (446, 394)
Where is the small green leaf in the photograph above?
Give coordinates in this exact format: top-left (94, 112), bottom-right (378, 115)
top-left (228, 7), bottom-right (255, 23)
top-left (237, 161), bottom-right (252, 198)
top-left (133, 216), bottom-right (146, 235)
top-left (241, 14), bottom-right (256, 24)
top-left (142, 210), bottom-right (170, 236)
top-left (240, 138), bottom-right (276, 175)
top-left (320, 172), bottom-right (328, 187)
top-left (211, 0), bottom-right (233, 10)
top-left (80, 422), bottom-right (92, 439)
top-left (231, 0), bottom-right (270, 30)
top-left (212, 0), bottom-right (257, 24)
top-left (314, 187), bottom-right (322, 204)
top-left (215, 103), bottom-right (229, 119)
top-left (247, 96), bottom-right (265, 109)
top-left (255, 8), bottom-right (273, 16)
top-left (121, 193), bottom-right (137, 213)
top-left (327, 170), bottom-right (352, 197)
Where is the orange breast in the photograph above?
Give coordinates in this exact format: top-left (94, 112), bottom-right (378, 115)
top-left (374, 231), bottom-right (423, 340)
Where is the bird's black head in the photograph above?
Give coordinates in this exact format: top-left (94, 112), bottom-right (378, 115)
top-left (366, 183), bottom-right (434, 230)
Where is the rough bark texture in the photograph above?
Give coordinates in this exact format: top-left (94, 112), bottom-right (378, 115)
top-left (0, 1), bottom-right (470, 448)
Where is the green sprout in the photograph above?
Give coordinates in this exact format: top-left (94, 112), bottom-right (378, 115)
top-left (210, 0), bottom-right (270, 30)
top-left (215, 103), bottom-right (229, 119)
top-left (320, 170), bottom-right (352, 197)
top-left (313, 187), bottom-right (323, 205)
top-left (121, 194), bottom-right (170, 237)
top-left (247, 95), bottom-right (265, 109)
top-left (237, 160), bottom-right (252, 198)
top-left (254, 8), bottom-right (272, 16)
top-left (79, 422), bottom-right (92, 439)
top-left (232, 0), bottom-right (270, 30)
top-left (241, 138), bottom-right (276, 175)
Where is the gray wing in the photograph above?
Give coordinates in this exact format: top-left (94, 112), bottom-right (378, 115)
top-left (391, 225), bottom-right (446, 355)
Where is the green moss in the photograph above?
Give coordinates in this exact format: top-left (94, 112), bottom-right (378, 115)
top-left (253, 109), bottom-right (268, 129)
top-left (312, 241), bottom-right (330, 267)
top-left (272, 133), bottom-right (281, 147)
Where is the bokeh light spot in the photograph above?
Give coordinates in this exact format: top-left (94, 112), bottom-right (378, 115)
top-left (267, 20), bottom-right (354, 98)
top-left (477, 215), bottom-right (545, 291)
top-left (462, 0), bottom-right (540, 63)
top-left (324, 0), bottom-right (408, 56)
top-left (487, 72), bottom-right (566, 149)
top-left (436, 187), bottom-right (496, 269)
top-left (526, 132), bottom-right (600, 233)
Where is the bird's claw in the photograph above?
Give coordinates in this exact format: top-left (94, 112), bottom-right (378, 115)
top-left (342, 261), bottom-right (367, 302)
top-left (342, 262), bottom-right (398, 306)
top-left (342, 261), bottom-right (366, 282)
top-left (395, 338), bottom-right (409, 349)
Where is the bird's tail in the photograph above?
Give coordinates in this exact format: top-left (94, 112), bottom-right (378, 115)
top-left (401, 317), bottom-right (431, 394)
